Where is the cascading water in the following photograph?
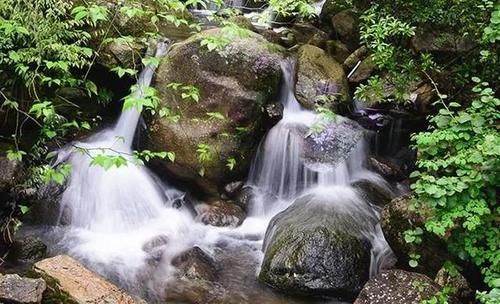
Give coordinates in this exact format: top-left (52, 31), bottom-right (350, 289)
top-left (37, 52), bottom-right (393, 303)
top-left (248, 58), bottom-right (395, 277)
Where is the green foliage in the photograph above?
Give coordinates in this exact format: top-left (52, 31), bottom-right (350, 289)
top-left (411, 79), bottom-right (499, 295)
top-left (123, 85), bottom-right (160, 112)
top-left (268, 0), bottom-right (315, 18)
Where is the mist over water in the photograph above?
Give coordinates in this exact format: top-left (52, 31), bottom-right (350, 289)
top-left (40, 53), bottom-right (393, 302)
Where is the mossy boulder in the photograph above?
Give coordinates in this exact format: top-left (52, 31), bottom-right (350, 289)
top-left (259, 189), bottom-right (391, 299)
top-left (149, 29), bottom-right (284, 197)
top-left (295, 44), bottom-right (350, 111)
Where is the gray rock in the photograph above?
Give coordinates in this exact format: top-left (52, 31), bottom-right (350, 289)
top-left (354, 270), bottom-right (442, 304)
top-left (0, 274), bottom-right (46, 304)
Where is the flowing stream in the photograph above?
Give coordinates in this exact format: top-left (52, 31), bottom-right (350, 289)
top-left (33, 48), bottom-right (393, 303)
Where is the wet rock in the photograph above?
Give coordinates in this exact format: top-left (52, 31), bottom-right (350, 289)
top-left (381, 195), bottom-right (450, 277)
top-left (0, 274), bottom-right (46, 304)
top-left (196, 201), bottom-right (246, 227)
top-left (353, 179), bottom-right (395, 207)
top-left (34, 255), bottom-right (145, 303)
top-left (149, 29), bottom-right (284, 197)
top-left (8, 236), bottom-right (47, 263)
top-left (260, 29), bottom-right (284, 45)
top-left (332, 9), bottom-right (360, 51)
top-left (343, 46), bottom-right (369, 69)
top-left (411, 31), bottom-right (476, 53)
top-left (234, 185), bottom-right (254, 212)
top-left (354, 270), bottom-right (442, 304)
top-left (259, 190), bottom-right (393, 299)
top-left (25, 182), bottom-right (66, 226)
top-left (172, 246), bottom-right (218, 282)
top-left (166, 246), bottom-right (223, 304)
top-left (303, 116), bottom-right (364, 168)
top-left (326, 40), bottom-right (351, 63)
top-left (435, 266), bottom-right (473, 303)
top-left (228, 15), bottom-right (257, 31)
top-left (223, 181), bottom-right (244, 199)
top-left (367, 157), bottom-right (405, 182)
top-left (142, 235), bottom-right (169, 264)
top-left (348, 55), bottom-right (375, 83)
top-left (295, 44), bottom-right (350, 110)
top-left (291, 23), bottom-right (329, 49)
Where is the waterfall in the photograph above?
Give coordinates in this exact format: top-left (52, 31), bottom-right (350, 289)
top-left (41, 50), bottom-right (393, 302)
top-left (248, 58), bottom-right (394, 276)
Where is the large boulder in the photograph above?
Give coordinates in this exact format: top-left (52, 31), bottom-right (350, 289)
top-left (0, 274), bottom-right (46, 304)
top-left (259, 187), bottom-right (395, 299)
top-left (295, 44), bottom-right (350, 111)
top-left (34, 255), bottom-right (145, 303)
top-left (354, 270), bottom-right (442, 304)
top-left (148, 29), bottom-right (284, 197)
top-left (0, 146), bottom-right (23, 195)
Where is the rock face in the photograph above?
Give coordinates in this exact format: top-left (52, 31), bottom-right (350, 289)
top-left (34, 255), bottom-right (144, 304)
top-left (259, 189), bottom-right (391, 299)
top-left (295, 44), bottom-right (350, 110)
top-left (0, 274), bottom-right (46, 304)
top-left (354, 270), bottom-right (441, 304)
top-left (149, 29), bottom-right (283, 197)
